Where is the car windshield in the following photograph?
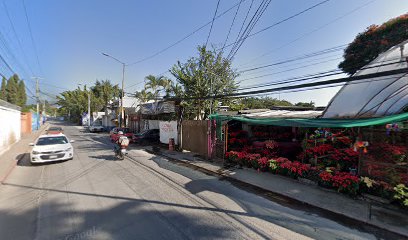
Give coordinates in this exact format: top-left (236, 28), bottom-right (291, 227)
top-left (36, 136), bottom-right (68, 145)
top-left (48, 127), bottom-right (62, 131)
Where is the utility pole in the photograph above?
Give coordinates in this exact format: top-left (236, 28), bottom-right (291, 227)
top-left (43, 101), bottom-right (46, 118)
top-left (101, 52), bottom-right (127, 128)
top-left (88, 90), bottom-right (91, 128)
top-left (32, 77), bottom-right (43, 129)
top-left (79, 83), bottom-right (91, 128)
top-left (121, 63), bottom-right (125, 127)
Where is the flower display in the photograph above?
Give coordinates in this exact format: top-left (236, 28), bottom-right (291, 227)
top-left (319, 171), bottom-right (333, 185)
top-left (257, 157), bottom-right (269, 171)
top-left (361, 176), bottom-right (376, 188)
top-left (393, 184), bottom-right (408, 207)
top-left (265, 140), bottom-right (278, 150)
top-left (225, 126), bottom-right (406, 206)
top-left (331, 172), bottom-right (360, 196)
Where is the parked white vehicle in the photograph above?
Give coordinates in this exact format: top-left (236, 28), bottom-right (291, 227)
top-left (89, 124), bottom-right (104, 132)
top-left (30, 134), bottom-right (74, 164)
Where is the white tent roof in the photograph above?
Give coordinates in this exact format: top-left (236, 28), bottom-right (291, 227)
top-left (323, 40), bottom-right (408, 118)
top-left (243, 110), bottom-right (322, 119)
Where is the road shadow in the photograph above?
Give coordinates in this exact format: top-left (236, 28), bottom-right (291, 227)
top-left (140, 155), bottom-right (401, 240)
top-left (0, 187), bottom-right (235, 240)
top-left (89, 154), bottom-right (117, 161)
top-left (16, 153), bottom-right (30, 167)
top-left (17, 153), bottom-right (68, 167)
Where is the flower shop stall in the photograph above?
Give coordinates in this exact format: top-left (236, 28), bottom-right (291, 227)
top-left (210, 111), bottom-right (408, 208)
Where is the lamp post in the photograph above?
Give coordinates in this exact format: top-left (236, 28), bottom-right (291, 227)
top-left (78, 84), bottom-right (91, 128)
top-left (102, 52), bottom-right (127, 127)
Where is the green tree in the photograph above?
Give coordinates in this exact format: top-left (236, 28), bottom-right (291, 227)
top-left (6, 74), bottom-right (18, 104)
top-left (339, 13), bottom-right (408, 75)
top-left (134, 89), bottom-right (152, 103)
top-left (17, 79), bottom-right (27, 107)
top-left (170, 45), bottom-right (238, 119)
top-left (91, 79), bottom-right (120, 113)
top-left (295, 101), bottom-right (315, 108)
top-left (236, 97), bottom-right (293, 110)
top-left (57, 86), bottom-right (90, 123)
top-left (144, 75), bottom-right (172, 99)
top-left (0, 77), bottom-right (6, 100)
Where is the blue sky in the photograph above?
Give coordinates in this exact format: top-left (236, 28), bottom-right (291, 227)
top-left (0, 0), bottom-right (407, 106)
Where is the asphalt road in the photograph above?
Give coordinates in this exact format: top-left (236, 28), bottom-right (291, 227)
top-left (0, 122), bottom-right (382, 240)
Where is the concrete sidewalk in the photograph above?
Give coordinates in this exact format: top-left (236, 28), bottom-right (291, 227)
top-left (138, 146), bottom-right (408, 238)
top-left (0, 123), bottom-right (49, 182)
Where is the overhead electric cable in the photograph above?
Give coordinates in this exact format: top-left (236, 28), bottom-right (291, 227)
top-left (238, 57), bottom-right (342, 83)
top-left (205, 0), bottom-right (221, 48)
top-left (129, 0), bottom-right (246, 65)
top-left (22, 0), bottom-right (43, 75)
top-left (3, 0), bottom-right (34, 76)
top-left (238, 44), bottom-right (346, 73)
top-left (227, 0), bottom-right (271, 60)
top-left (223, 0), bottom-right (330, 57)
top-left (237, 59), bottom-right (404, 91)
top-left (239, 0), bottom-right (375, 67)
top-left (221, 0), bottom-right (243, 52)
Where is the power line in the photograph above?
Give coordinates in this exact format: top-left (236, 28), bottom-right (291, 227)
top-left (129, 0), bottom-right (246, 65)
top-left (223, 0), bottom-right (330, 58)
top-left (125, 81), bottom-right (145, 91)
top-left (0, 52), bottom-right (15, 74)
top-left (0, 30), bottom-right (30, 77)
top-left (221, 0), bottom-right (242, 52)
top-left (162, 64), bottom-right (408, 101)
top-left (239, 52), bottom-right (343, 78)
top-left (239, 0), bottom-right (375, 67)
top-left (238, 44), bottom-right (346, 73)
top-left (3, 0), bottom-right (34, 76)
top-left (205, 0), bottom-right (221, 48)
top-left (227, 0), bottom-right (272, 60)
top-left (22, 0), bottom-right (43, 75)
top-left (232, 0), bottom-right (253, 52)
top-left (26, 78), bottom-right (69, 91)
top-left (237, 59), bottom-right (404, 91)
top-left (250, 0), bottom-right (331, 38)
top-left (238, 57), bottom-right (342, 84)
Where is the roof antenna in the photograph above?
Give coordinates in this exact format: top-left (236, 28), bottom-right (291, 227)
top-left (400, 45), bottom-right (405, 59)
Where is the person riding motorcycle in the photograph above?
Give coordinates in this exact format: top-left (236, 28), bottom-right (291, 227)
top-left (114, 131), bottom-right (129, 158)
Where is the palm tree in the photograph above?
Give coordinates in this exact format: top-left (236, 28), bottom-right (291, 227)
top-left (92, 80), bottom-right (120, 114)
top-left (144, 75), bottom-right (173, 99)
top-left (134, 89), bottom-right (152, 103)
top-left (144, 75), bottom-right (162, 99)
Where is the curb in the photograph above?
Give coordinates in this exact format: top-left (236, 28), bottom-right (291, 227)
top-left (0, 124), bottom-right (49, 183)
top-left (144, 148), bottom-right (408, 239)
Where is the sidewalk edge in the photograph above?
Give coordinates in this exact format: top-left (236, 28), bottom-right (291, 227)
top-left (0, 124), bottom-right (49, 183)
top-left (145, 148), bottom-right (408, 239)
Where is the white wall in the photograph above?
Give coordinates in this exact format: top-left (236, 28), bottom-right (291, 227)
top-left (0, 106), bottom-right (21, 154)
top-left (159, 121), bottom-right (178, 144)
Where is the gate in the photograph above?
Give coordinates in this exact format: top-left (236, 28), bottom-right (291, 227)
top-left (181, 120), bottom-right (209, 158)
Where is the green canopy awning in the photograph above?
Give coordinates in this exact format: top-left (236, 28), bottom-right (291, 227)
top-left (209, 112), bottom-right (408, 128)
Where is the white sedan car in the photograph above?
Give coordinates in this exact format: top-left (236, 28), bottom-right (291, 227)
top-left (89, 125), bottom-right (104, 132)
top-left (30, 134), bottom-right (74, 164)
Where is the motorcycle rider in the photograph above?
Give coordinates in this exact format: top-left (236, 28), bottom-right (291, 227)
top-left (114, 131), bottom-right (129, 158)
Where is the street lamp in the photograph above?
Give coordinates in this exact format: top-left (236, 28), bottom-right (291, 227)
top-left (102, 52), bottom-right (127, 127)
top-left (78, 83), bottom-right (91, 128)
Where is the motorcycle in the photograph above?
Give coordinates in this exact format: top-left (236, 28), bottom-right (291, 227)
top-left (114, 145), bottom-right (127, 160)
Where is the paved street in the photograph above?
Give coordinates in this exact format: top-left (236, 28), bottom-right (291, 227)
top-left (0, 122), bottom-right (384, 240)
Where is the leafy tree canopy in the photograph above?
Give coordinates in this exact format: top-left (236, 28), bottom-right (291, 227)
top-left (170, 45), bottom-right (238, 119)
top-left (0, 77), bottom-right (6, 101)
top-left (339, 13), bottom-right (408, 75)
